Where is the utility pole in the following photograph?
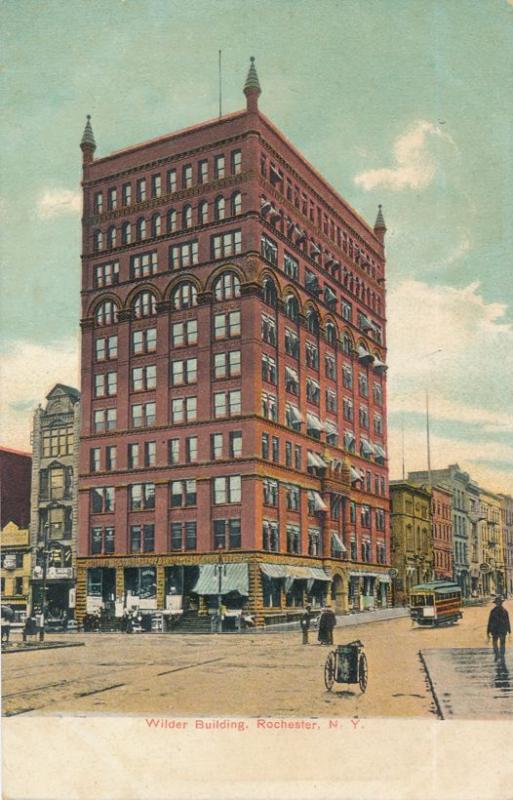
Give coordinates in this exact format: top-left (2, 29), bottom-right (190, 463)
top-left (38, 523), bottom-right (49, 641)
top-left (426, 388), bottom-right (432, 488)
top-left (218, 50), bottom-right (222, 118)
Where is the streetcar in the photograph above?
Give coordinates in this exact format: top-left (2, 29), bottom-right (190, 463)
top-left (409, 581), bottom-right (463, 627)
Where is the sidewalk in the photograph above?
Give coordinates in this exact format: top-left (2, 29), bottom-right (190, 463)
top-left (243, 606), bottom-right (409, 634)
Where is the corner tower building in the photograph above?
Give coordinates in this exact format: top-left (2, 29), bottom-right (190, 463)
top-left (77, 60), bottom-right (391, 627)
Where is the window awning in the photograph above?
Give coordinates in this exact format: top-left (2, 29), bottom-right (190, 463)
top-left (310, 242), bottom-right (321, 255)
top-left (349, 570), bottom-right (390, 581)
top-left (324, 286), bottom-right (337, 303)
top-left (344, 430), bottom-right (356, 447)
top-left (260, 563), bottom-right (288, 579)
top-left (260, 564), bottom-right (330, 582)
top-left (285, 366), bottom-right (299, 383)
top-left (270, 164), bottom-right (283, 180)
top-left (308, 451), bottom-right (327, 469)
top-left (269, 206), bottom-right (281, 221)
top-left (374, 443), bottom-right (386, 460)
top-left (306, 413), bottom-right (323, 432)
top-left (357, 345), bottom-right (374, 364)
top-left (373, 358), bottom-right (388, 374)
top-left (294, 225), bottom-right (306, 242)
top-left (308, 490), bottom-right (328, 511)
top-left (350, 467), bottom-right (362, 483)
top-left (287, 404), bottom-right (303, 423)
top-left (331, 533), bottom-right (347, 553)
top-left (360, 315), bottom-right (376, 333)
top-left (325, 420), bottom-right (338, 435)
top-left (260, 200), bottom-right (272, 214)
top-left (192, 563), bottom-right (249, 596)
top-left (361, 439), bottom-right (374, 457)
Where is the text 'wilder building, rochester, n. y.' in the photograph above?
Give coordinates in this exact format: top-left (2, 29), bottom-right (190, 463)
top-left (77, 59), bottom-right (391, 629)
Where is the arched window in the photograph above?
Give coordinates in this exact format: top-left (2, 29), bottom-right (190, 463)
top-left (183, 204), bottom-right (192, 229)
top-left (326, 321), bottom-right (337, 345)
top-left (133, 291), bottom-right (157, 319)
top-left (121, 222), bottom-right (131, 245)
top-left (263, 277), bottom-right (277, 307)
top-left (342, 333), bottom-right (353, 355)
top-left (151, 214), bottom-right (161, 238)
top-left (172, 282), bottom-right (198, 310)
top-left (167, 209), bottom-right (177, 233)
top-left (306, 308), bottom-right (320, 335)
top-left (231, 191), bottom-right (242, 216)
top-left (214, 271), bottom-right (241, 301)
top-left (284, 294), bottom-right (299, 322)
top-left (94, 230), bottom-right (103, 252)
top-left (95, 300), bottom-right (118, 326)
top-left (107, 226), bottom-right (116, 249)
top-left (136, 217), bottom-right (146, 241)
top-left (214, 196), bottom-right (225, 221)
top-left (198, 200), bottom-right (208, 225)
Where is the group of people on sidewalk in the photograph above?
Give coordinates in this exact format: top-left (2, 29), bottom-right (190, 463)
top-left (300, 605), bottom-right (336, 646)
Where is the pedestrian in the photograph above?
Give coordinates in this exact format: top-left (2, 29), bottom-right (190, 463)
top-left (1, 605), bottom-right (14, 643)
top-left (300, 604), bottom-right (312, 645)
top-left (487, 596), bottom-right (511, 662)
top-left (318, 606), bottom-right (337, 646)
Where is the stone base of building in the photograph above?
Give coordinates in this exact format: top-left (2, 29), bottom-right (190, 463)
top-left (76, 552), bottom-right (392, 630)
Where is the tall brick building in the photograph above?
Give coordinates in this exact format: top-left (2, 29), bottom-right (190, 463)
top-left (77, 59), bottom-right (390, 628)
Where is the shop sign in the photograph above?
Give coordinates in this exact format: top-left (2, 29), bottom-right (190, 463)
top-left (3, 555), bottom-right (16, 570)
top-left (47, 567), bottom-right (74, 579)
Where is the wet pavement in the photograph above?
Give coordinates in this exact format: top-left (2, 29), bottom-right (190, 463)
top-left (420, 647), bottom-right (513, 719)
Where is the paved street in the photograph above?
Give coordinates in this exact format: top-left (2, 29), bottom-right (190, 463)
top-left (2, 602), bottom-right (511, 718)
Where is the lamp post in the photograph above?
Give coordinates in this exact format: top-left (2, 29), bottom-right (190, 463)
top-left (38, 522), bottom-right (49, 642)
top-left (216, 544), bottom-right (224, 634)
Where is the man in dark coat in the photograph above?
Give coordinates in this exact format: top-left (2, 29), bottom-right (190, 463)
top-left (318, 606), bottom-right (337, 646)
top-left (487, 597), bottom-right (511, 661)
top-left (300, 604), bottom-right (312, 645)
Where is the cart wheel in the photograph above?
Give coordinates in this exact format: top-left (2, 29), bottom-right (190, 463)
top-left (324, 651), bottom-right (336, 691)
top-left (358, 653), bottom-right (368, 693)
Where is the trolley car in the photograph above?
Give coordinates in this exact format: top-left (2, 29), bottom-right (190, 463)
top-left (409, 581), bottom-right (463, 627)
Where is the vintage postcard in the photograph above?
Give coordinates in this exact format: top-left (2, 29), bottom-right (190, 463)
top-left (1, 1), bottom-right (513, 798)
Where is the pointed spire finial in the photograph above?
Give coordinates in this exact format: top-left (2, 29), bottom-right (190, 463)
top-left (80, 115), bottom-right (96, 164)
top-left (244, 56), bottom-right (261, 112)
top-left (374, 204), bottom-right (387, 244)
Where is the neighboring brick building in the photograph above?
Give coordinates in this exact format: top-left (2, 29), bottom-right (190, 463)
top-left (499, 494), bottom-right (513, 598)
top-left (390, 481), bottom-right (434, 604)
top-left (77, 59), bottom-right (391, 628)
top-left (1, 522), bottom-right (31, 620)
top-left (0, 446), bottom-right (31, 530)
top-left (431, 485), bottom-right (453, 580)
top-left (30, 384), bottom-right (81, 626)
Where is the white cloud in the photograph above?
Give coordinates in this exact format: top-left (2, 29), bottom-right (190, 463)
top-left (0, 339), bottom-right (80, 451)
top-left (354, 120), bottom-right (454, 191)
top-left (37, 189), bottom-right (82, 219)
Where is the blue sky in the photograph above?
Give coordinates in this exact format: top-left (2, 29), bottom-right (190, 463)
top-left (1, 0), bottom-right (512, 492)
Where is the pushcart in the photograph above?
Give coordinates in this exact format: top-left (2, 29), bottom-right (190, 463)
top-left (324, 639), bottom-right (368, 693)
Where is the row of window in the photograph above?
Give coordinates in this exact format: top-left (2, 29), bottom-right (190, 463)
top-left (91, 475), bottom-right (242, 514)
top-left (90, 518), bottom-right (241, 555)
top-left (94, 151), bottom-right (242, 214)
top-left (93, 194), bottom-right (243, 253)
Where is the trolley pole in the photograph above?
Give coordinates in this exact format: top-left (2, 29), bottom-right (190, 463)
top-left (217, 545), bottom-right (224, 633)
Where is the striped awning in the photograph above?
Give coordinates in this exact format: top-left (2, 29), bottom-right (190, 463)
top-left (192, 563), bottom-right (249, 596)
top-left (331, 533), bottom-right (347, 553)
top-left (357, 345), bottom-right (374, 364)
top-left (306, 413), bottom-right (323, 432)
top-left (308, 490), bottom-right (328, 511)
top-left (260, 564), bottom-right (330, 582)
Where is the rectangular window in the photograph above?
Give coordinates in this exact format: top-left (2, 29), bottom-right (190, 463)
top-left (128, 443), bottom-right (140, 469)
top-left (211, 230), bottom-right (242, 259)
top-left (132, 327), bottom-right (157, 354)
top-left (287, 484), bottom-right (300, 511)
top-left (306, 378), bottom-right (320, 405)
top-left (261, 433), bottom-right (269, 460)
top-left (129, 482), bottom-right (155, 510)
top-left (286, 524), bottom-right (301, 555)
top-left (213, 475), bottom-right (241, 504)
top-left (263, 478), bottom-right (279, 506)
top-left (90, 486), bottom-right (115, 513)
top-left (171, 479), bottom-right (197, 507)
top-left (214, 350), bottom-right (241, 379)
top-left (374, 414), bottom-right (383, 435)
top-left (94, 371), bottom-right (117, 398)
top-left (183, 164), bottom-right (193, 188)
top-left (359, 372), bottom-right (369, 398)
top-left (214, 154), bottom-right (225, 179)
top-left (144, 441), bottom-right (156, 467)
top-left (285, 441), bottom-right (292, 467)
top-left (285, 329), bottom-right (299, 359)
top-left (122, 183), bottom-right (132, 206)
top-left (95, 335), bottom-right (118, 361)
top-left (168, 438), bottom-right (179, 464)
top-left (214, 311), bottom-right (240, 340)
top-left (131, 401), bottom-right (155, 427)
top-left (231, 150), bottom-right (242, 175)
top-left (214, 390), bottom-right (241, 418)
top-left (94, 261), bottom-right (119, 288)
top-left (106, 445), bottom-right (117, 471)
top-left (131, 251), bottom-right (158, 279)
top-left (151, 174), bottom-right (161, 198)
top-left (325, 355), bottom-right (336, 379)
top-left (263, 520), bottom-right (279, 553)
top-left (284, 252), bottom-right (299, 280)
top-left (170, 240), bottom-right (199, 269)
top-left (165, 168), bottom-right (176, 193)
top-left (95, 192), bottom-right (103, 213)
top-left (229, 431), bottom-right (242, 458)
top-left (261, 354), bottom-right (277, 384)
top-left (261, 392), bottom-right (277, 420)
top-left (171, 358), bottom-right (198, 386)
top-left (185, 436), bottom-right (198, 463)
top-left (91, 527), bottom-right (102, 555)
top-left (294, 445), bottom-right (301, 470)
top-left (172, 319), bottom-right (198, 347)
top-left (342, 301), bottom-right (352, 322)
top-left (198, 160), bottom-right (208, 184)
top-left (130, 523), bottom-right (155, 554)
top-left (261, 234), bottom-right (278, 266)
top-left (108, 187), bottom-right (117, 210)
top-left (305, 342), bottom-right (319, 370)
top-left (90, 448), bottom-right (101, 472)
top-left (343, 398), bottom-right (353, 421)
top-left (136, 178), bottom-right (146, 202)
top-left (132, 364), bottom-right (157, 392)
top-left (211, 433), bottom-right (223, 460)
top-left (261, 314), bottom-right (277, 345)
top-left (326, 389), bottom-right (337, 413)
top-left (94, 408), bottom-right (117, 433)
top-left (359, 405), bottom-right (369, 429)
top-left (271, 436), bottom-right (279, 463)
top-left (343, 365), bottom-right (353, 389)
top-left (171, 396), bottom-right (197, 423)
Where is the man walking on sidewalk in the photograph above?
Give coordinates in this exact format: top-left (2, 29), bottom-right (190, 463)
top-left (300, 604), bottom-right (312, 645)
top-left (487, 597), bottom-right (511, 661)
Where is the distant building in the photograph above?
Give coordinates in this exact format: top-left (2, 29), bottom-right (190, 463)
top-left (76, 58), bottom-right (391, 627)
top-left (29, 384), bottom-right (80, 626)
top-left (408, 465), bottom-right (479, 597)
top-left (0, 446), bottom-right (31, 529)
top-left (430, 485), bottom-right (453, 580)
top-left (499, 494), bottom-right (513, 597)
top-left (1, 522), bottom-right (31, 621)
top-left (390, 480), bottom-right (433, 603)
top-left (477, 487), bottom-right (506, 598)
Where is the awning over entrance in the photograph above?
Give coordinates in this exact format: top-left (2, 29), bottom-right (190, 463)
top-left (192, 563), bottom-right (249, 596)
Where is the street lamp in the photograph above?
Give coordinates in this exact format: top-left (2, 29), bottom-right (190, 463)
top-left (216, 544), bottom-right (225, 634)
top-left (38, 522), bottom-right (50, 642)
